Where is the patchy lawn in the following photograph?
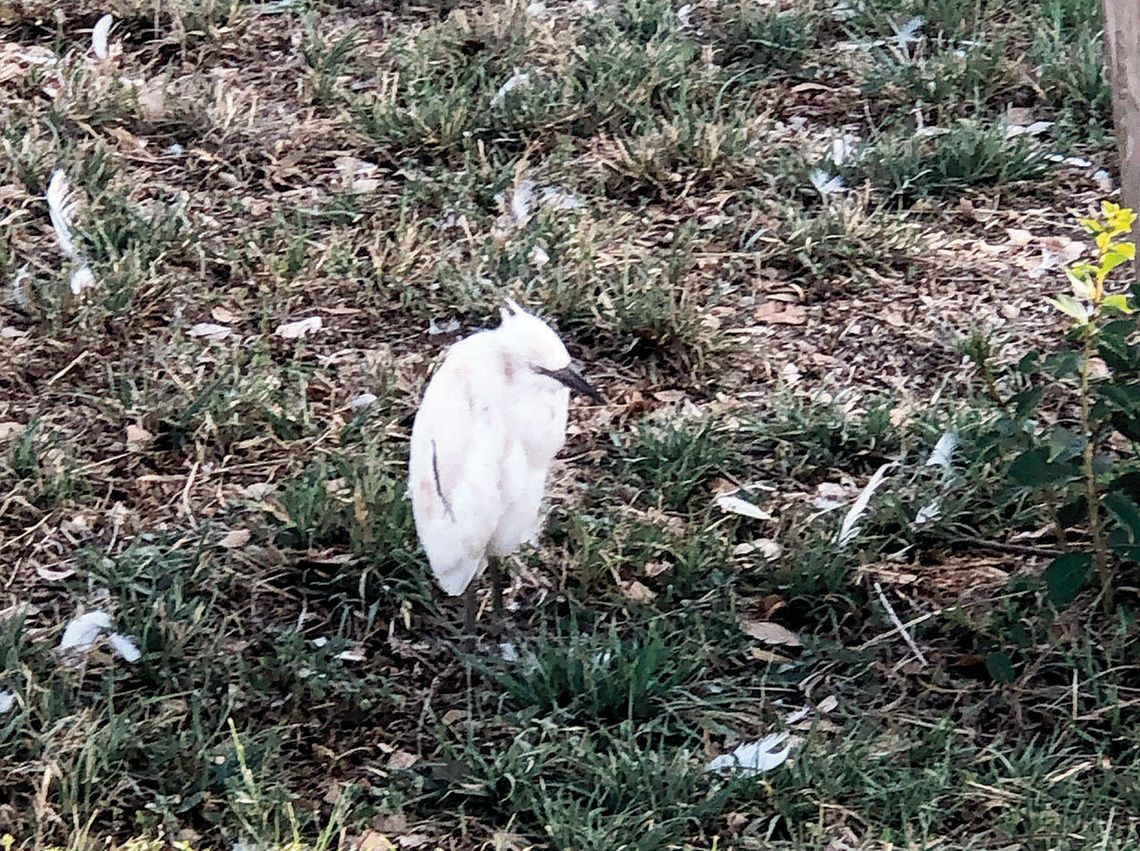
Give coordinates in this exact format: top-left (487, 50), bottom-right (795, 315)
top-left (1, 0), bottom-right (1138, 848)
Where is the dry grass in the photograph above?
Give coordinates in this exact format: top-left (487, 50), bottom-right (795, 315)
top-left (1, 0), bottom-right (1138, 848)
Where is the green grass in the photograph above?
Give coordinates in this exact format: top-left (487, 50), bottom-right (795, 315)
top-left (1, 0), bottom-right (1137, 847)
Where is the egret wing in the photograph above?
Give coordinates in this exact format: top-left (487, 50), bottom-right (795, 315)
top-left (408, 356), bottom-right (518, 595)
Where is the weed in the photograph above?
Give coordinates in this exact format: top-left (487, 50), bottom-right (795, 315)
top-left (848, 120), bottom-right (1050, 201)
top-left (619, 419), bottom-right (732, 511)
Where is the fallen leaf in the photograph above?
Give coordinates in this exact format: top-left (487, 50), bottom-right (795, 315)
top-left (387, 750), bottom-right (418, 770)
top-left (749, 646), bottom-right (793, 664)
top-left (126, 424), bottom-right (153, 452)
top-left (219, 529), bottom-right (251, 549)
top-left (211, 305), bottom-right (239, 323)
top-left (620, 579), bottom-right (656, 603)
top-left (741, 620), bottom-right (802, 647)
top-left (1006, 228), bottom-right (1034, 246)
top-left (358, 831), bottom-right (396, 851)
top-left (756, 301), bottom-right (807, 325)
top-left (275, 316), bottom-right (322, 339)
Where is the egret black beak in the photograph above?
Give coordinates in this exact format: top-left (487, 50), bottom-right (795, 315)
top-left (536, 365), bottom-right (602, 402)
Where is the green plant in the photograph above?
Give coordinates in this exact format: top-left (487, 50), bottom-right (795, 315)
top-left (976, 203), bottom-right (1140, 609)
top-left (848, 121), bottom-right (1050, 201)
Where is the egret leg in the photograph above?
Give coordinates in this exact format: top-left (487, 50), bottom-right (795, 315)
top-left (488, 557), bottom-right (505, 615)
top-left (462, 583), bottom-right (477, 644)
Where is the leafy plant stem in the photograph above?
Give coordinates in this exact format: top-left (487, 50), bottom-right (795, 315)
top-left (1079, 325), bottom-right (1113, 609)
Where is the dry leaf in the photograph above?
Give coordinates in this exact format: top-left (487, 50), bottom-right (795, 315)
top-left (126, 425), bottom-right (153, 452)
top-left (211, 305), bottom-right (239, 323)
top-left (741, 620), bottom-right (802, 647)
top-left (749, 646), bottom-right (793, 664)
top-left (756, 302), bottom-right (807, 325)
top-left (387, 750), bottom-right (418, 770)
top-left (219, 529), bottom-right (251, 549)
top-left (358, 831), bottom-right (396, 851)
top-left (620, 579), bottom-right (656, 603)
top-left (275, 316), bottom-right (323, 339)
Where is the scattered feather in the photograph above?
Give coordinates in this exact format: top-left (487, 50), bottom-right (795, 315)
top-left (1045, 154), bottom-right (1093, 168)
top-left (829, 132), bottom-right (861, 166)
top-left (91, 14), bottom-right (114, 60)
top-left (499, 642), bottom-right (521, 663)
top-left (187, 322), bottom-right (231, 341)
top-left (832, 0), bottom-right (862, 20)
top-left (275, 316), bottom-right (322, 339)
top-left (1093, 169), bottom-right (1114, 193)
top-left (540, 185), bottom-right (583, 210)
top-left (914, 499), bottom-right (942, 525)
top-left (11, 266), bottom-right (31, 309)
top-left (526, 1), bottom-right (547, 17)
top-left (706, 732), bottom-right (797, 775)
top-left (165, 143), bottom-right (185, 157)
top-left (0, 690), bottom-right (14, 714)
top-left (106, 632), bottom-right (141, 662)
top-left (809, 169), bottom-right (845, 196)
top-left (351, 392), bottom-right (378, 409)
top-left (491, 71), bottom-right (531, 109)
top-left (59, 611), bottom-right (113, 652)
top-left (530, 246), bottom-right (550, 268)
top-left (893, 16), bottom-right (925, 54)
top-left (926, 431), bottom-right (958, 469)
top-left (676, 3), bottom-right (693, 28)
top-left (715, 493), bottom-right (772, 520)
top-left (835, 462), bottom-right (897, 547)
top-left (428, 317), bottom-right (461, 335)
top-left (1005, 120), bottom-right (1053, 138)
top-left (70, 265), bottom-right (95, 295)
top-left (336, 649), bottom-right (366, 662)
top-left (46, 170), bottom-right (82, 260)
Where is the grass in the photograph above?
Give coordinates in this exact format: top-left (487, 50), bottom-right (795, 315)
top-left (2, 0), bottom-right (1139, 847)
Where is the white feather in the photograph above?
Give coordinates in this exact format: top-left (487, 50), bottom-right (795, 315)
top-left (70, 264), bottom-right (95, 295)
top-left (706, 732), bottom-right (798, 775)
top-left (926, 431), bottom-right (958, 469)
top-left (408, 306), bottom-right (578, 596)
top-left (92, 14), bottom-right (114, 60)
top-left (491, 71), bottom-right (531, 109)
top-left (0, 690), bottom-right (14, 714)
top-left (810, 169), bottom-right (845, 196)
top-left (107, 632), bottom-right (141, 662)
top-left (835, 462), bottom-right (897, 547)
top-left (46, 170), bottom-right (81, 260)
top-left (914, 499), bottom-right (942, 526)
top-left (58, 610), bottom-right (113, 652)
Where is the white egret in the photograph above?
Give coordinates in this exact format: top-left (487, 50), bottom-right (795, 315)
top-left (408, 299), bottom-right (599, 638)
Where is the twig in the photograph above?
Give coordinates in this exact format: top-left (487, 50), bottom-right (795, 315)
top-left (951, 535), bottom-right (1061, 558)
top-left (873, 581), bottom-right (928, 667)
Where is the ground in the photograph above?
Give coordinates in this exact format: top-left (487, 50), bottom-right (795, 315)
top-left (1, 0), bottom-right (1139, 848)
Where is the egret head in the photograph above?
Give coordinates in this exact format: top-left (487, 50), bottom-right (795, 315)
top-left (495, 299), bottom-right (601, 401)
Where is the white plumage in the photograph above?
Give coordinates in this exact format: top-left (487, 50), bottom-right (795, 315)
top-left (408, 300), bottom-right (597, 633)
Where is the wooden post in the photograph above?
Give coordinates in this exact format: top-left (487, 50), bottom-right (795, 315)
top-left (1102, 0), bottom-right (1140, 278)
